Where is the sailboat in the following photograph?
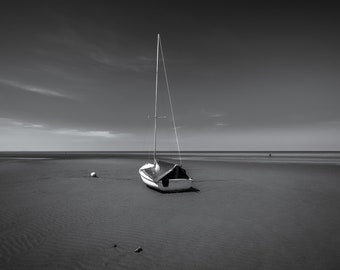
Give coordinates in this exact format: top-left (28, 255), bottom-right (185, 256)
top-left (139, 34), bottom-right (193, 192)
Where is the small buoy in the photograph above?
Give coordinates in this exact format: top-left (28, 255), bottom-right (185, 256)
top-left (90, 172), bottom-right (97, 177)
top-left (112, 244), bottom-right (117, 248)
top-left (134, 246), bottom-right (143, 253)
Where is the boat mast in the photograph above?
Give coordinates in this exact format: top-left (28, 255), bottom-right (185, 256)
top-left (153, 34), bottom-right (160, 163)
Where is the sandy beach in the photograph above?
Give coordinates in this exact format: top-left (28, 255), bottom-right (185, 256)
top-left (1, 153), bottom-right (340, 269)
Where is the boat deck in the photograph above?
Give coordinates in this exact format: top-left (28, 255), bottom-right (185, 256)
top-left (141, 160), bottom-right (189, 181)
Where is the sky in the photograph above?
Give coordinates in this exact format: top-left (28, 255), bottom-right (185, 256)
top-left (0, 1), bottom-right (340, 151)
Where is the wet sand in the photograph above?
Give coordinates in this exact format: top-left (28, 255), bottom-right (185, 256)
top-left (0, 155), bottom-right (340, 269)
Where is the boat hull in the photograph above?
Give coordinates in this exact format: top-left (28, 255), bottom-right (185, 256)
top-left (139, 163), bottom-right (192, 192)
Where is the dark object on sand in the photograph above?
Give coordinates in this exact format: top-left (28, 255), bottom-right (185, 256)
top-left (112, 244), bottom-right (117, 248)
top-left (134, 246), bottom-right (143, 253)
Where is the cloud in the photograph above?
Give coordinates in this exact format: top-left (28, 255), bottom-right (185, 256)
top-left (0, 117), bottom-right (44, 128)
top-left (16, 122), bottom-right (44, 128)
top-left (0, 118), bottom-right (124, 139)
top-left (53, 129), bottom-right (120, 138)
top-left (209, 113), bottom-right (224, 118)
top-left (0, 79), bottom-right (71, 99)
top-left (29, 124), bottom-right (44, 128)
top-left (89, 50), bottom-right (153, 72)
top-left (43, 29), bottom-right (153, 72)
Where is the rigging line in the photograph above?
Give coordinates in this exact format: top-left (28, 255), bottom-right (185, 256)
top-left (159, 36), bottom-right (182, 165)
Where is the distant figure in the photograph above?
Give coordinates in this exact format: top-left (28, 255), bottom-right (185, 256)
top-left (269, 153), bottom-right (272, 157)
top-left (90, 172), bottom-right (97, 177)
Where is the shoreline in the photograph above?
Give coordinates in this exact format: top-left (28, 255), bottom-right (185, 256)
top-left (1, 151), bottom-right (340, 165)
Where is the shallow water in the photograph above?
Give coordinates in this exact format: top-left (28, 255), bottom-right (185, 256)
top-left (0, 154), bottom-right (340, 269)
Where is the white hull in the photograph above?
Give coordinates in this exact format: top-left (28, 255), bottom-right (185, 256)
top-left (139, 163), bottom-right (192, 192)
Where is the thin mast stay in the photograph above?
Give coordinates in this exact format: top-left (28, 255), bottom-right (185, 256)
top-left (159, 37), bottom-right (182, 165)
